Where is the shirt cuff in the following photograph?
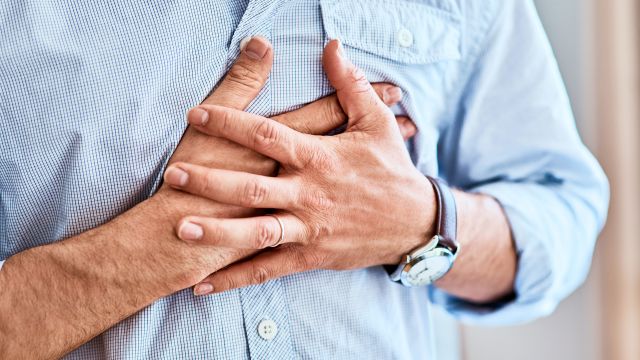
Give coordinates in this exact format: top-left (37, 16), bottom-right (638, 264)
top-left (429, 181), bottom-right (581, 326)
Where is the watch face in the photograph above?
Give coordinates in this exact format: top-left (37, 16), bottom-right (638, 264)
top-left (403, 251), bottom-right (454, 287)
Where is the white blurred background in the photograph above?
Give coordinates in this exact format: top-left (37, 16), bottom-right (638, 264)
top-left (437, 1), bottom-right (640, 359)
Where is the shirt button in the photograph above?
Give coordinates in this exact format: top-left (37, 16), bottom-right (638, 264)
top-left (257, 319), bottom-right (278, 341)
top-left (398, 27), bottom-right (414, 48)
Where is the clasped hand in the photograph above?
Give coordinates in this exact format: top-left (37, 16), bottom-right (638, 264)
top-left (165, 40), bottom-right (435, 295)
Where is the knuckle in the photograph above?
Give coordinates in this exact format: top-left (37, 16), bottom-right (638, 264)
top-left (304, 250), bottom-right (328, 268)
top-left (216, 108), bottom-right (236, 136)
top-left (240, 179), bottom-right (268, 207)
top-left (347, 67), bottom-right (369, 93)
top-left (199, 170), bottom-right (217, 195)
top-left (324, 97), bottom-right (347, 126)
top-left (372, 84), bottom-right (388, 101)
top-left (304, 225), bottom-right (321, 244)
top-left (305, 222), bottom-right (331, 244)
top-left (254, 219), bottom-right (277, 248)
top-left (220, 109), bottom-right (233, 130)
top-left (250, 265), bottom-right (271, 285)
top-left (307, 148), bottom-right (336, 172)
top-left (251, 119), bottom-right (280, 150)
top-left (225, 62), bottom-right (266, 92)
top-left (301, 189), bottom-right (333, 211)
top-left (206, 222), bottom-right (226, 244)
top-left (223, 275), bottom-right (240, 291)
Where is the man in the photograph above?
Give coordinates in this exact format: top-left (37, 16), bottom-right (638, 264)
top-left (0, 1), bottom-right (608, 359)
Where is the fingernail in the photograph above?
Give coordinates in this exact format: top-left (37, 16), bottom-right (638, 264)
top-left (407, 121), bottom-right (417, 135)
top-left (178, 221), bottom-right (203, 241)
top-left (401, 124), bottom-right (411, 139)
top-left (188, 107), bottom-right (208, 126)
top-left (384, 87), bottom-right (403, 103)
top-left (334, 39), bottom-right (351, 69)
top-left (240, 36), bottom-right (252, 51)
top-left (401, 120), bottom-right (417, 139)
top-left (194, 282), bottom-right (214, 296)
top-left (242, 35), bottom-right (270, 60)
top-left (335, 39), bottom-right (345, 59)
top-left (164, 166), bottom-right (189, 187)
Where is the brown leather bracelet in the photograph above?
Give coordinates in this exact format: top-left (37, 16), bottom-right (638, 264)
top-left (426, 176), bottom-right (458, 253)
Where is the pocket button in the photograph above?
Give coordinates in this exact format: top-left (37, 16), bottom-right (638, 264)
top-left (257, 319), bottom-right (278, 340)
top-left (397, 27), bottom-right (414, 48)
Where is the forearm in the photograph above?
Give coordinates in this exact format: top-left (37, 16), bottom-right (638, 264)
top-left (0, 197), bottom-right (219, 358)
top-left (435, 190), bottom-right (516, 303)
top-left (0, 138), bottom-right (277, 358)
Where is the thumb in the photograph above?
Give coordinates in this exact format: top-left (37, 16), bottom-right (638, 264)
top-left (202, 35), bottom-right (273, 110)
top-left (322, 39), bottom-right (387, 123)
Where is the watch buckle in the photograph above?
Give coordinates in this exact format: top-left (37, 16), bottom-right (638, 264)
top-left (407, 235), bottom-right (442, 262)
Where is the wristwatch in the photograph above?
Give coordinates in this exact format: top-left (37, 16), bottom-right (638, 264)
top-left (388, 176), bottom-right (460, 287)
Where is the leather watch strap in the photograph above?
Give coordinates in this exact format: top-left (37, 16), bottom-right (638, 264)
top-left (426, 176), bottom-right (458, 253)
top-left (383, 175), bottom-right (459, 279)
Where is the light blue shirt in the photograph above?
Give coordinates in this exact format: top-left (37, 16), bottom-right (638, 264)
top-left (0, 0), bottom-right (608, 358)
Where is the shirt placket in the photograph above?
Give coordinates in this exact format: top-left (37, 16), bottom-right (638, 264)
top-left (226, 1), bottom-right (296, 359)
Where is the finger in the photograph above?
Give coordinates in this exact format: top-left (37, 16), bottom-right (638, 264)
top-left (186, 105), bottom-right (316, 167)
top-left (396, 116), bottom-right (417, 140)
top-left (274, 83), bottom-right (403, 135)
top-left (272, 95), bottom-right (346, 135)
top-left (376, 84), bottom-right (404, 106)
top-left (194, 247), bottom-right (306, 295)
top-left (176, 213), bottom-right (306, 248)
top-left (202, 36), bottom-right (273, 110)
top-left (322, 39), bottom-right (388, 120)
top-left (164, 162), bottom-right (297, 209)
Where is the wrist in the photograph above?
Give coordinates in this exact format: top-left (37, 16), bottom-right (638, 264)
top-left (434, 190), bottom-right (516, 303)
top-left (103, 198), bottom-right (209, 294)
top-left (391, 173), bottom-right (438, 264)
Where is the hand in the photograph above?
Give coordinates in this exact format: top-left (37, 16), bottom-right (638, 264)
top-left (160, 36), bottom-right (415, 218)
top-left (156, 36), bottom-right (417, 288)
top-left (165, 35), bottom-right (415, 181)
top-left (164, 40), bottom-right (434, 294)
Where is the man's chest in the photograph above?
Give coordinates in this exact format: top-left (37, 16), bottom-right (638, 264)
top-left (0, 0), bottom-right (464, 253)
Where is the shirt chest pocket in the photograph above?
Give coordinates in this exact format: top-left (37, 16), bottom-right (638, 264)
top-left (319, 0), bottom-right (463, 173)
top-left (270, 0), bottom-right (462, 135)
top-left (318, 0), bottom-right (463, 131)
top-left (319, 0), bottom-right (462, 65)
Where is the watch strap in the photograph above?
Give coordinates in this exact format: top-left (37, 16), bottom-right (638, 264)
top-left (384, 176), bottom-right (459, 281)
top-left (427, 176), bottom-right (458, 253)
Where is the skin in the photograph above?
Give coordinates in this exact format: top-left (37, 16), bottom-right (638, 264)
top-left (0, 36), bottom-right (414, 358)
top-left (166, 40), bottom-right (517, 303)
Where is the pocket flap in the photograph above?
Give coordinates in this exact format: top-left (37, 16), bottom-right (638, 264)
top-left (320, 0), bottom-right (462, 64)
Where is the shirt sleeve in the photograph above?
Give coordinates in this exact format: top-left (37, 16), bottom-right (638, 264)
top-left (429, 0), bottom-right (609, 325)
